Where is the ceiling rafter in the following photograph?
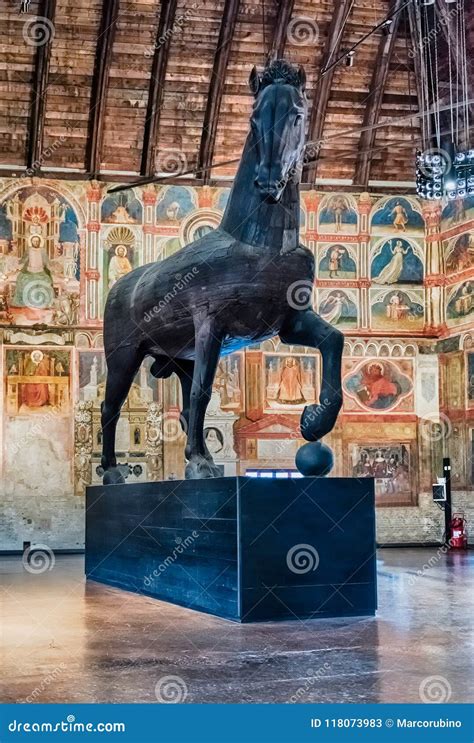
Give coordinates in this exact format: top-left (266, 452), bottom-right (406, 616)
top-left (27, 0), bottom-right (56, 171)
top-left (353, 0), bottom-right (404, 187)
top-left (196, 0), bottom-right (241, 183)
top-left (141, 0), bottom-right (179, 177)
top-left (268, 0), bottom-right (296, 61)
top-left (85, 0), bottom-right (120, 176)
top-left (303, 0), bottom-right (353, 184)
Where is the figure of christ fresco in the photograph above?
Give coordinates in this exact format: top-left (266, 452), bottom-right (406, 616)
top-left (20, 350), bottom-right (50, 408)
top-left (276, 357), bottom-right (306, 405)
top-left (374, 240), bottom-right (409, 284)
top-left (12, 234), bottom-right (54, 308)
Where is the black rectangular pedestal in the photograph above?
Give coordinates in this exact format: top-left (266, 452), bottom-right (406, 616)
top-left (85, 477), bottom-right (376, 622)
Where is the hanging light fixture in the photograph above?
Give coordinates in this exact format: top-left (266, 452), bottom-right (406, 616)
top-left (414, 0), bottom-right (472, 200)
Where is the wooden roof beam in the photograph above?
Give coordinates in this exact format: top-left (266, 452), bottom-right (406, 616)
top-left (303, 0), bottom-right (352, 184)
top-left (268, 0), bottom-right (296, 62)
top-left (196, 0), bottom-right (240, 183)
top-left (140, 0), bottom-right (179, 177)
top-left (353, 0), bottom-right (404, 187)
top-left (26, 0), bottom-right (56, 171)
top-left (85, 0), bottom-right (120, 176)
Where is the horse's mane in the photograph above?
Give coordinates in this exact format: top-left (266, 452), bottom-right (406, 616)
top-left (261, 59), bottom-right (301, 89)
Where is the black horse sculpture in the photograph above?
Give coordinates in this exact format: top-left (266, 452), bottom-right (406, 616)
top-left (101, 60), bottom-right (343, 483)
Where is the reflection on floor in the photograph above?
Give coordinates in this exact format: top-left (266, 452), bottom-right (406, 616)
top-left (1, 549), bottom-right (473, 704)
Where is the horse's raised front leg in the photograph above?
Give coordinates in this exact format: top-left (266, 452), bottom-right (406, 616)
top-left (280, 309), bottom-right (344, 440)
top-left (185, 318), bottom-right (222, 479)
top-left (101, 347), bottom-right (144, 484)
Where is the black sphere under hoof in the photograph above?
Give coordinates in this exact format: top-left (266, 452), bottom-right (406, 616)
top-left (103, 466), bottom-right (126, 485)
top-left (295, 441), bottom-right (334, 477)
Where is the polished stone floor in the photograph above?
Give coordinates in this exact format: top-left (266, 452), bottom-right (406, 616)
top-left (1, 549), bottom-right (473, 704)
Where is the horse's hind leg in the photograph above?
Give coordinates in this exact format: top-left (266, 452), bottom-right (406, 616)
top-left (173, 359), bottom-right (194, 434)
top-left (185, 318), bottom-right (222, 479)
top-left (101, 347), bottom-right (144, 484)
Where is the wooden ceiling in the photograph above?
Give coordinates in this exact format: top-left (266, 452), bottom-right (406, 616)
top-left (0, 0), bottom-right (471, 190)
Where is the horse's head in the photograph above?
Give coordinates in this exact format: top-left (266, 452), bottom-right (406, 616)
top-left (249, 60), bottom-right (307, 203)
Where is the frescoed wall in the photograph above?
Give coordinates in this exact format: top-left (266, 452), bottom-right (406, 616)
top-left (0, 178), bottom-right (473, 550)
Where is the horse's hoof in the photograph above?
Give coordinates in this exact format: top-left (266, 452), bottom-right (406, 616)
top-left (185, 456), bottom-right (222, 480)
top-left (103, 466), bottom-right (126, 485)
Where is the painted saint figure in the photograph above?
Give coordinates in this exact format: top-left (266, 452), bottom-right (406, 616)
top-left (328, 246), bottom-right (345, 278)
top-left (320, 292), bottom-right (347, 325)
top-left (108, 245), bottom-right (132, 288)
top-left (330, 196), bottom-right (349, 233)
top-left (374, 240), bottom-right (409, 284)
top-left (391, 202), bottom-right (408, 231)
top-left (12, 235), bottom-right (54, 308)
top-left (276, 357), bottom-right (306, 405)
top-left (21, 350), bottom-right (50, 408)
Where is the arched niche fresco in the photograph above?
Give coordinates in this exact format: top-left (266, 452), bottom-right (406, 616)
top-left (370, 287), bottom-right (425, 331)
top-left (299, 205), bottom-right (306, 231)
top-left (317, 193), bottom-right (358, 234)
top-left (214, 189), bottom-right (230, 212)
top-left (441, 195), bottom-right (474, 227)
top-left (317, 243), bottom-right (357, 280)
top-left (370, 237), bottom-right (424, 285)
top-left (0, 185), bottom-right (82, 326)
top-left (317, 288), bottom-right (358, 329)
top-left (180, 209), bottom-right (221, 244)
top-left (445, 231), bottom-right (474, 275)
top-left (370, 196), bottom-right (424, 235)
top-left (446, 280), bottom-right (473, 326)
top-left (343, 358), bottom-right (413, 412)
top-left (101, 189), bottom-right (143, 224)
top-left (156, 236), bottom-right (182, 261)
top-left (156, 185), bottom-right (197, 222)
top-left (101, 225), bottom-right (139, 304)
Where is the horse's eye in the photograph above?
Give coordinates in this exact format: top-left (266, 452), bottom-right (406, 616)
top-left (294, 114), bottom-right (303, 127)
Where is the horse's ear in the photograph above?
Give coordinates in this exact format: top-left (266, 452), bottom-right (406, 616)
top-left (297, 65), bottom-right (306, 91)
top-left (249, 66), bottom-right (261, 96)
